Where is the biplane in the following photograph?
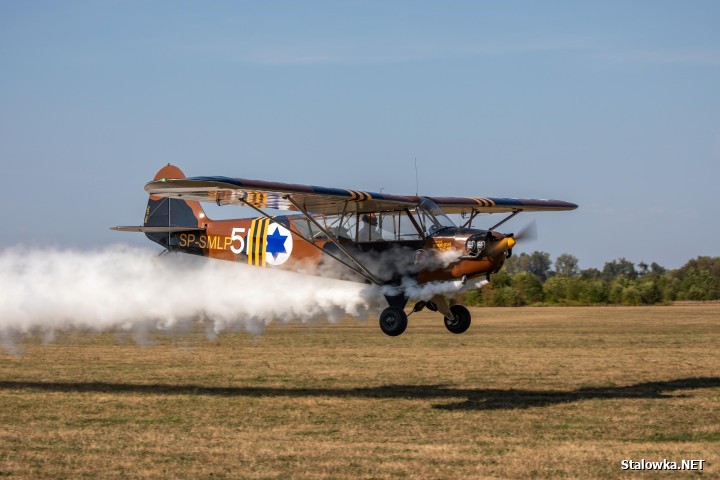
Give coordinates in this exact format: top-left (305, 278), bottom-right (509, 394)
top-left (114, 165), bottom-right (577, 336)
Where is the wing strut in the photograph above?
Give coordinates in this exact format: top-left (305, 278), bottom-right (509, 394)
top-left (284, 196), bottom-right (382, 285)
top-left (488, 210), bottom-right (522, 231)
top-left (461, 209), bottom-right (479, 228)
top-left (235, 197), bottom-right (381, 285)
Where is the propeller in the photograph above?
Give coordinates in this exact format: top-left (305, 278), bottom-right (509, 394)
top-left (468, 220), bottom-right (539, 259)
top-left (495, 220), bottom-right (537, 255)
top-left (509, 220), bottom-right (538, 243)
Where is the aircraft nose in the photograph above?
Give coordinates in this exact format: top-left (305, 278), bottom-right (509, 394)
top-left (506, 237), bottom-right (516, 249)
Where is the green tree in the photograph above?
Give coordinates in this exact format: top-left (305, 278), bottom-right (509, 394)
top-left (608, 277), bottom-right (628, 304)
top-left (502, 254), bottom-right (523, 275)
top-left (490, 270), bottom-right (513, 288)
top-left (528, 251), bottom-right (553, 281)
top-left (621, 284), bottom-right (642, 305)
top-left (491, 286), bottom-right (522, 306)
top-left (512, 272), bottom-right (544, 304)
top-left (504, 251), bottom-right (552, 281)
top-left (672, 257), bottom-right (720, 301)
top-left (602, 258), bottom-right (637, 281)
top-left (555, 253), bottom-right (579, 277)
top-left (577, 279), bottom-right (609, 304)
top-left (580, 268), bottom-right (602, 280)
top-left (464, 288), bottom-right (485, 306)
top-left (564, 276), bottom-right (586, 302)
top-left (543, 275), bottom-right (570, 304)
top-left (649, 262), bottom-right (667, 277)
top-left (470, 254), bottom-right (718, 308)
top-left (656, 275), bottom-right (678, 302)
top-left (637, 279), bottom-right (662, 304)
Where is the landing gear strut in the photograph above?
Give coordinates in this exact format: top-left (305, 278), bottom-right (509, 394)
top-left (378, 296), bottom-right (473, 336)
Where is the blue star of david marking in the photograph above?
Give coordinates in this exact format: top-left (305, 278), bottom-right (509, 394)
top-left (265, 227), bottom-right (287, 259)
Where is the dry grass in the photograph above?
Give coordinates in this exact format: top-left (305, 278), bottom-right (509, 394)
top-left (1, 304), bottom-right (719, 479)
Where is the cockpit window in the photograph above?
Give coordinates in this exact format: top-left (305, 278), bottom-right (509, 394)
top-left (288, 199), bottom-right (454, 243)
top-left (357, 211), bottom-right (424, 242)
top-left (414, 198), bottom-right (456, 236)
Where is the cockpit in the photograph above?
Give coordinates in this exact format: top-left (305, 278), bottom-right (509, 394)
top-left (289, 197), bottom-right (457, 243)
top-left (413, 197), bottom-right (456, 237)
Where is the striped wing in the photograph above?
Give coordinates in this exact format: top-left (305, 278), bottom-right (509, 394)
top-left (145, 176), bottom-right (418, 215)
top-left (429, 196), bottom-right (578, 214)
top-left (145, 176), bottom-right (577, 215)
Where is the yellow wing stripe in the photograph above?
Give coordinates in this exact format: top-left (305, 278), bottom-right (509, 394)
top-left (347, 190), bottom-right (371, 201)
top-left (247, 192), bottom-right (268, 208)
top-left (473, 197), bottom-right (496, 208)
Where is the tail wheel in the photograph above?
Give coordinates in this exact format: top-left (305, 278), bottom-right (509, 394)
top-left (379, 307), bottom-right (408, 336)
top-left (444, 305), bottom-right (471, 334)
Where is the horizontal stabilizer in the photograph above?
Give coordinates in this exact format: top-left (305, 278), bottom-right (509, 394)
top-left (111, 226), bottom-right (206, 233)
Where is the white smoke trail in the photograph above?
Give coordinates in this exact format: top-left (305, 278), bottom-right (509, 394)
top-left (0, 245), bottom-right (382, 352)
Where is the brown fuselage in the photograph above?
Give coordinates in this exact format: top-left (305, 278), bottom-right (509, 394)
top-left (161, 215), bottom-right (506, 285)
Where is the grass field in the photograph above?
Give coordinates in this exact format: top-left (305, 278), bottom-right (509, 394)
top-left (1, 304), bottom-right (719, 479)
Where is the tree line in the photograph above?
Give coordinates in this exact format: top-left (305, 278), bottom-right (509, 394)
top-left (464, 252), bottom-right (720, 306)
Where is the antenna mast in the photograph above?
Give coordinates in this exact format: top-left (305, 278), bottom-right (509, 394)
top-left (414, 157), bottom-right (419, 196)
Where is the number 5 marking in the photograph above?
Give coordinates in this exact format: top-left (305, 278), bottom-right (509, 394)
top-left (230, 227), bottom-right (246, 254)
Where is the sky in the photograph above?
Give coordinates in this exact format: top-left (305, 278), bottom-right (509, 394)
top-left (1, 1), bottom-right (719, 270)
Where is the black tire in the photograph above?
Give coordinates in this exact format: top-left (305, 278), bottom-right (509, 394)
top-left (444, 304), bottom-right (471, 334)
top-left (379, 307), bottom-right (408, 336)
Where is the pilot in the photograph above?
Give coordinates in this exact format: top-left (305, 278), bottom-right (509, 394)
top-left (358, 213), bottom-right (380, 241)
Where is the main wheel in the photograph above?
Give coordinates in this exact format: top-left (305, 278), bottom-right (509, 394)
top-left (444, 304), bottom-right (471, 334)
top-left (379, 307), bottom-right (408, 336)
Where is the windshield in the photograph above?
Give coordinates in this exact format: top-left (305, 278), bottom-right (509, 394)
top-left (415, 198), bottom-right (456, 236)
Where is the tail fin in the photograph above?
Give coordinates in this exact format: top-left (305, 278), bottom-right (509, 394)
top-left (144, 164), bottom-right (208, 249)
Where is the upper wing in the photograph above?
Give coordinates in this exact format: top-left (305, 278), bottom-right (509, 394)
top-left (145, 176), bottom-right (578, 216)
top-left (429, 196), bottom-right (578, 214)
top-left (145, 176), bottom-right (419, 215)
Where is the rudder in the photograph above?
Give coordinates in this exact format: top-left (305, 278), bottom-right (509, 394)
top-left (144, 164), bottom-right (207, 249)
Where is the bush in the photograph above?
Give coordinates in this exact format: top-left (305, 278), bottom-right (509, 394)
top-left (577, 279), bottom-right (609, 304)
top-left (512, 272), bottom-right (544, 304)
top-left (621, 285), bottom-right (642, 305)
top-left (543, 275), bottom-right (569, 304)
top-left (467, 254), bottom-right (720, 308)
top-left (637, 279), bottom-right (662, 304)
top-left (464, 288), bottom-right (484, 306)
top-left (673, 257), bottom-right (720, 300)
